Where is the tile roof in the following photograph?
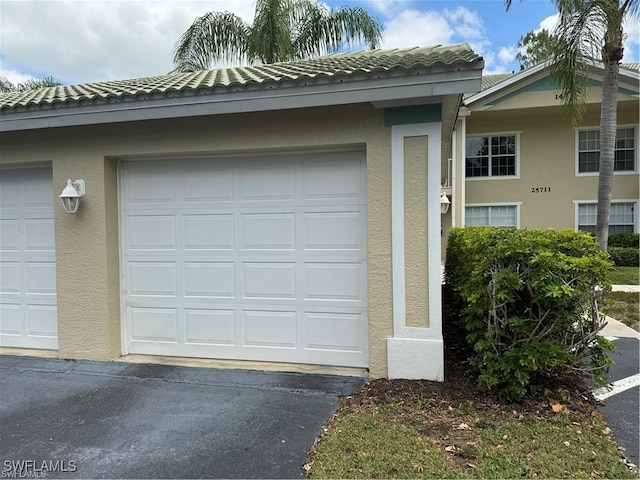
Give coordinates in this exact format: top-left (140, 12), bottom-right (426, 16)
top-left (0, 44), bottom-right (481, 114)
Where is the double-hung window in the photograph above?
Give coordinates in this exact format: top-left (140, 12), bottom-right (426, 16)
top-left (466, 134), bottom-right (518, 178)
top-left (577, 202), bottom-right (637, 234)
top-left (465, 204), bottom-right (519, 227)
top-left (577, 126), bottom-right (637, 174)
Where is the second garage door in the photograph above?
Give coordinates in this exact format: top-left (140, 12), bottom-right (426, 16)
top-left (121, 150), bottom-right (368, 367)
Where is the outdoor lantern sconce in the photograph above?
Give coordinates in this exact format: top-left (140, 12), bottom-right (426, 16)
top-left (440, 191), bottom-right (450, 215)
top-left (59, 179), bottom-right (86, 214)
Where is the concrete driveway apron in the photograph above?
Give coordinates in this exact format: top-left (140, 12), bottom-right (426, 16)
top-left (0, 356), bottom-right (365, 479)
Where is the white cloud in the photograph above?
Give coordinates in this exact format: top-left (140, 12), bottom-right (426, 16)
top-left (368, 0), bottom-right (414, 17)
top-left (498, 45), bottom-right (518, 63)
top-left (623, 15), bottom-right (640, 62)
top-left (381, 9), bottom-right (452, 49)
top-left (537, 14), bottom-right (559, 33)
top-left (0, 0), bottom-right (255, 84)
top-left (532, 12), bottom-right (639, 62)
top-left (443, 7), bottom-right (484, 41)
top-left (381, 5), bottom-right (520, 73)
top-left (0, 69), bottom-right (37, 85)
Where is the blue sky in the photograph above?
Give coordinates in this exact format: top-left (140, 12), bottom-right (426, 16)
top-left (0, 0), bottom-right (638, 85)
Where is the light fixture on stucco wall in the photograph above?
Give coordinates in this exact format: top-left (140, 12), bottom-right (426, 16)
top-left (440, 191), bottom-right (450, 214)
top-left (59, 179), bottom-right (86, 214)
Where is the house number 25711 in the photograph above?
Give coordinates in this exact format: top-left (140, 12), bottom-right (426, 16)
top-left (531, 187), bottom-right (551, 193)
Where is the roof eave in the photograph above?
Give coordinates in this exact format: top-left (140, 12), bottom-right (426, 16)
top-left (0, 64), bottom-right (483, 132)
top-left (465, 60), bottom-right (639, 108)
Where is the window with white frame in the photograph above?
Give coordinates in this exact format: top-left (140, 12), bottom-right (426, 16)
top-left (466, 205), bottom-right (518, 227)
top-left (577, 202), bottom-right (636, 234)
top-left (577, 127), bottom-right (636, 173)
top-left (466, 134), bottom-right (517, 178)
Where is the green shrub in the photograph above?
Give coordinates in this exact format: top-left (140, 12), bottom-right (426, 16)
top-left (445, 228), bottom-right (614, 402)
top-left (608, 233), bottom-right (640, 248)
top-left (608, 247), bottom-right (639, 267)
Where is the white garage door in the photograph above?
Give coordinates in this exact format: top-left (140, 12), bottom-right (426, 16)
top-left (121, 150), bottom-right (368, 367)
top-left (0, 167), bottom-right (58, 349)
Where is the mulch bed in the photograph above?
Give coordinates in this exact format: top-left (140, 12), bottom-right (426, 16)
top-left (324, 287), bottom-right (601, 470)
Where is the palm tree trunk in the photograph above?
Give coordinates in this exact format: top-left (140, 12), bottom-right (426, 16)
top-left (596, 60), bottom-right (619, 251)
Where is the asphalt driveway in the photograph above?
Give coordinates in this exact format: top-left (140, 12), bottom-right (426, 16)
top-left (0, 355), bottom-right (365, 479)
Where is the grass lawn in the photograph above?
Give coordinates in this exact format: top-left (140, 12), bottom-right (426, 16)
top-left (309, 403), bottom-right (635, 479)
top-left (609, 266), bottom-right (640, 285)
top-left (307, 288), bottom-right (638, 479)
top-left (604, 291), bottom-right (640, 329)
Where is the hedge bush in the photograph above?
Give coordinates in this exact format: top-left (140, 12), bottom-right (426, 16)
top-left (608, 247), bottom-right (640, 267)
top-left (445, 228), bottom-right (614, 401)
top-left (608, 233), bottom-right (640, 248)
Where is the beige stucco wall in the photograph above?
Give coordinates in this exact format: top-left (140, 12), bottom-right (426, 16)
top-left (404, 136), bottom-right (429, 328)
top-left (1, 103), bottom-right (404, 377)
top-left (464, 102), bottom-right (639, 230)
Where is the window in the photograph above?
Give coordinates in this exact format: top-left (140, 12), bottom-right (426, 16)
top-left (577, 202), bottom-right (636, 234)
top-left (466, 205), bottom-right (518, 227)
top-left (577, 127), bottom-right (636, 173)
top-left (466, 134), bottom-right (517, 178)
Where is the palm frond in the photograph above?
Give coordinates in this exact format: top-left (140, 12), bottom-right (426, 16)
top-left (249, 0), bottom-right (295, 63)
top-left (549, 0), bottom-right (626, 125)
top-left (293, 3), bottom-right (382, 59)
top-left (172, 11), bottom-right (251, 71)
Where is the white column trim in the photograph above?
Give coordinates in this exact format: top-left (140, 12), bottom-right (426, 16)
top-left (388, 122), bottom-right (444, 380)
top-left (390, 122), bottom-right (443, 341)
top-left (460, 115), bottom-right (467, 226)
top-left (451, 129), bottom-right (457, 227)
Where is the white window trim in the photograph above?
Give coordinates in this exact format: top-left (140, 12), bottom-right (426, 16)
top-left (574, 124), bottom-right (639, 177)
top-left (573, 199), bottom-right (639, 233)
top-left (465, 202), bottom-right (522, 228)
top-left (465, 131), bottom-right (522, 181)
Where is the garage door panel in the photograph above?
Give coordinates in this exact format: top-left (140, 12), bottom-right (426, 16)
top-left (24, 219), bottom-right (55, 251)
top-left (0, 167), bottom-right (57, 350)
top-left (243, 310), bottom-right (297, 348)
top-left (182, 164), bottom-right (233, 203)
top-left (127, 215), bottom-right (176, 250)
top-left (303, 211), bottom-right (363, 251)
top-left (0, 219), bottom-right (19, 251)
top-left (242, 263), bottom-right (296, 299)
top-left (241, 213), bottom-right (296, 250)
top-left (240, 164), bottom-right (295, 202)
top-left (302, 160), bottom-right (363, 200)
top-left (304, 263), bottom-right (364, 301)
top-left (23, 176), bottom-right (53, 208)
top-left (0, 305), bottom-right (21, 334)
top-left (122, 151), bottom-right (367, 367)
top-left (183, 214), bottom-right (234, 250)
top-left (304, 312), bottom-right (363, 352)
top-left (125, 168), bottom-right (176, 204)
top-left (0, 177), bottom-right (19, 207)
top-left (184, 262), bottom-right (235, 298)
top-left (128, 262), bottom-right (177, 297)
top-left (184, 309), bottom-right (236, 345)
top-left (27, 305), bottom-right (57, 336)
top-left (0, 262), bottom-right (20, 293)
top-left (130, 307), bottom-right (178, 342)
top-left (25, 262), bottom-right (56, 294)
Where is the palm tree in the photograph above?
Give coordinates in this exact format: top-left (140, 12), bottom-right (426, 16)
top-left (0, 75), bottom-right (62, 93)
top-left (507, 0), bottom-right (638, 250)
top-left (172, 0), bottom-right (383, 72)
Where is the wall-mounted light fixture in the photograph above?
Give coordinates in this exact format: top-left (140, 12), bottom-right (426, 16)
top-left (440, 191), bottom-right (450, 215)
top-left (59, 179), bottom-right (86, 214)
